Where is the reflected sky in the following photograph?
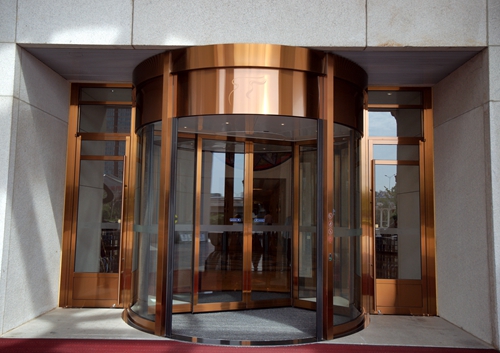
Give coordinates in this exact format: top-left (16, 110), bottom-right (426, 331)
top-left (375, 165), bottom-right (397, 192)
top-left (368, 111), bottom-right (396, 137)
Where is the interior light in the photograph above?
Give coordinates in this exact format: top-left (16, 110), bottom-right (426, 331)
top-left (225, 122), bottom-right (229, 125)
top-left (387, 92), bottom-right (392, 96)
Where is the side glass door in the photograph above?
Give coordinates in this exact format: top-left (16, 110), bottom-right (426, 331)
top-left (61, 85), bottom-right (133, 308)
top-left (71, 138), bottom-right (128, 307)
top-left (372, 145), bottom-right (424, 314)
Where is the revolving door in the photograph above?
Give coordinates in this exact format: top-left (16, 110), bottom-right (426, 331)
top-left (126, 44), bottom-right (367, 343)
top-left (171, 116), bottom-right (319, 314)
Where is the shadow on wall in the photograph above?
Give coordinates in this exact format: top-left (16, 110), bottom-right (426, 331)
top-left (1, 48), bottom-right (70, 334)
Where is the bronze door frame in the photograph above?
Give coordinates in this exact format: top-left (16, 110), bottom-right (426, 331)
top-left (60, 83), bottom-right (135, 308)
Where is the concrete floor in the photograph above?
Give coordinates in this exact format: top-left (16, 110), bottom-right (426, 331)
top-left (0, 308), bottom-right (495, 350)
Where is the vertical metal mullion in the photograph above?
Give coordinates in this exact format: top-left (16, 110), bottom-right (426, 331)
top-left (165, 119), bottom-right (178, 336)
top-left (192, 135), bottom-right (203, 308)
top-left (316, 120), bottom-right (324, 341)
top-left (292, 143), bottom-right (300, 304)
top-left (243, 141), bottom-right (254, 303)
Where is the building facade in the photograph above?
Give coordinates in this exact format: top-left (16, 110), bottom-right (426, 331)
top-left (0, 0), bottom-right (499, 347)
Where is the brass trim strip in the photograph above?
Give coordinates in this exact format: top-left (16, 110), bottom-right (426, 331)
top-left (368, 104), bottom-right (423, 109)
top-left (332, 311), bottom-right (366, 337)
top-left (124, 307), bottom-right (155, 333)
top-left (59, 83), bottom-right (80, 307)
top-left (192, 135), bottom-right (203, 307)
top-left (78, 133), bottom-right (129, 141)
top-left (321, 54), bottom-right (335, 340)
top-left (79, 101), bottom-right (133, 106)
top-left (422, 88), bottom-right (436, 315)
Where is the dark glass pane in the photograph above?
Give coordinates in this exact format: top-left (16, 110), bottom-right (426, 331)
top-left (79, 106), bottom-right (131, 133)
top-left (81, 140), bottom-right (126, 156)
top-left (75, 160), bottom-right (123, 273)
top-left (80, 88), bottom-right (132, 102)
top-left (369, 91), bottom-right (422, 105)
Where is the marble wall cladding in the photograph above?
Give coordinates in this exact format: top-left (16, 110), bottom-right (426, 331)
top-left (433, 50), bottom-right (489, 127)
top-left (19, 50), bottom-right (70, 121)
top-left (0, 97), bottom-right (17, 334)
top-left (489, 0), bottom-right (500, 46)
top-left (367, 0), bottom-right (487, 47)
top-left (3, 100), bottom-right (67, 332)
top-left (0, 0), bottom-right (17, 43)
top-left (488, 100), bottom-right (500, 348)
top-left (0, 49), bottom-right (68, 333)
top-left (433, 104), bottom-right (493, 344)
top-left (16, 0), bottom-right (133, 46)
top-left (0, 43), bottom-right (18, 97)
top-left (490, 46), bottom-right (500, 102)
top-left (132, 0), bottom-right (366, 47)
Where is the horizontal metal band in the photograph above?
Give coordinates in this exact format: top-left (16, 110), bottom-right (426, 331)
top-left (171, 43), bottom-right (326, 74)
top-left (176, 68), bottom-right (321, 118)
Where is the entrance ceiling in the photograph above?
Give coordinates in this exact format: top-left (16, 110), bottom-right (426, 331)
top-left (24, 46), bottom-right (481, 86)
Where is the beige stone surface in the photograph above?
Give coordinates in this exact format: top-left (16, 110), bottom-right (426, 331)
top-left (133, 0), bottom-right (366, 48)
top-left (433, 51), bottom-right (488, 127)
top-left (19, 50), bottom-right (70, 121)
top-left (490, 46), bottom-right (500, 101)
top-left (434, 104), bottom-right (492, 344)
top-left (0, 43), bottom-right (17, 96)
top-left (16, 0), bottom-right (133, 46)
top-left (367, 0), bottom-right (487, 47)
top-left (0, 0), bottom-right (17, 42)
top-left (489, 0), bottom-right (500, 45)
top-left (1, 51), bottom-right (68, 334)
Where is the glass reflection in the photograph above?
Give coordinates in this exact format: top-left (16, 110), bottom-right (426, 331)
top-left (251, 142), bottom-right (292, 301)
top-left (131, 122), bottom-right (161, 321)
top-left (173, 137), bottom-right (196, 305)
top-left (75, 160), bottom-right (123, 273)
top-left (333, 125), bottom-right (362, 325)
top-left (368, 110), bottom-right (422, 137)
top-left (198, 140), bottom-right (244, 303)
top-left (298, 145), bottom-right (317, 301)
top-left (374, 164), bottom-right (421, 280)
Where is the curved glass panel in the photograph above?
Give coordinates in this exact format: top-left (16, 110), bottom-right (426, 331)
top-left (298, 145), bottom-right (317, 301)
top-left (131, 122), bottom-right (161, 321)
top-left (333, 124), bottom-right (362, 326)
top-left (173, 137), bottom-right (196, 305)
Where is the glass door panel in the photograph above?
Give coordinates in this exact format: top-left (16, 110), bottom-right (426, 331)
top-left (75, 159), bottom-right (124, 273)
top-left (197, 140), bottom-right (245, 304)
top-left (173, 137), bottom-right (196, 306)
top-left (251, 142), bottom-right (293, 302)
top-left (298, 145), bottom-right (317, 302)
top-left (374, 163), bottom-right (421, 280)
